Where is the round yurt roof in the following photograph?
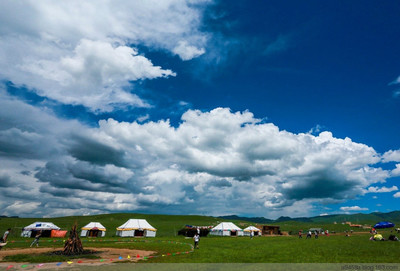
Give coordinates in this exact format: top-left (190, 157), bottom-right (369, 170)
top-left (81, 222), bottom-right (106, 231)
top-left (116, 219), bottom-right (157, 231)
top-left (211, 222), bottom-right (243, 231)
top-left (23, 222), bottom-right (60, 230)
top-left (244, 226), bottom-right (261, 232)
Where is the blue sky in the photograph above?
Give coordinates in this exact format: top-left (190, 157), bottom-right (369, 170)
top-left (0, 0), bottom-right (399, 218)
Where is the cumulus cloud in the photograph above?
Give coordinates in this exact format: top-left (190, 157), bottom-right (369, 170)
top-left (391, 164), bottom-right (400, 177)
top-left (0, 0), bottom-right (209, 112)
top-left (394, 192), bottom-right (400, 198)
top-left (382, 150), bottom-right (400, 163)
top-left (0, 87), bottom-right (398, 218)
top-left (19, 39), bottom-right (176, 112)
top-left (340, 206), bottom-right (368, 212)
top-left (367, 186), bottom-right (398, 193)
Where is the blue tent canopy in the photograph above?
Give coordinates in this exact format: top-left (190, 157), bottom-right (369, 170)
top-left (373, 221), bottom-right (395, 229)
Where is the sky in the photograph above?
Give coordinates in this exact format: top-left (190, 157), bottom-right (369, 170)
top-left (0, 0), bottom-right (400, 219)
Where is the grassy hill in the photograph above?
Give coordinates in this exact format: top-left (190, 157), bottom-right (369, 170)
top-left (1, 211), bottom-right (399, 238)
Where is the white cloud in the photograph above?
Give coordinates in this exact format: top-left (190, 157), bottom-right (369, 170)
top-left (382, 150), bottom-right (400, 162)
top-left (0, 0), bottom-right (209, 112)
top-left (3, 201), bottom-right (41, 217)
top-left (173, 40), bottom-right (206, 60)
top-left (391, 164), bottom-right (400, 177)
top-left (97, 108), bottom-right (387, 209)
top-left (19, 39), bottom-right (175, 112)
top-left (340, 206), bottom-right (368, 212)
top-left (394, 192), bottom-right (400, 198)
top-left (367, 186), bottom-right (398, 193)
top-left (0, 91), bottom-right (396, 218)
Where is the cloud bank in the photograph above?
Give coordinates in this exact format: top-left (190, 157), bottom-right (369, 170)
top-left (1, 88), bottom-right (397, 218)
top-left (0, 0), bottom-right (208, 112)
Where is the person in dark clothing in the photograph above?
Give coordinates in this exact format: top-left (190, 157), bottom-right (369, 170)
top-left (0, 228), bottom-right (11, 250)
top-left (30, 231), bottom-right (42, 247)
top-left (0, 228), bottom-right (11, 243)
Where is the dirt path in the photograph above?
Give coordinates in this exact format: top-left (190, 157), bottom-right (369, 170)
top-left (0, 247), bottom-right (155, 269)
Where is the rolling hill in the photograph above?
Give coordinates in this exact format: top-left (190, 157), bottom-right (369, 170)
top-left (220, 211), bottom-right (400, 225)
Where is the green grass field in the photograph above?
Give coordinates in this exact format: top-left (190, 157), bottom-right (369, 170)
top-left (1, 213), bottom-right (399, 263)
top-left (2, 235), bottom-right (400, 263)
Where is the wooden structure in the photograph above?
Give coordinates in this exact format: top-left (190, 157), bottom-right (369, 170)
top-left (258, 225), bottom-right (280, 235)
top-left (63, 224), bottom-right (83, 255)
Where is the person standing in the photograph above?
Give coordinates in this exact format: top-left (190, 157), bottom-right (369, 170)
top-left (298, 230), bottom-right (302, 239)
top-left (0, 228), bottom-right (11, 250)
top-left (250, 230), bottom-right (254, 239)
top-left (193, 233), bottom-right (200, 249)
top-left (1, 228), bottom-right (11, 243)
top-left (315, 231), bottom-right (319, 239)
top-left (30, 231), bottom-right (42, 247)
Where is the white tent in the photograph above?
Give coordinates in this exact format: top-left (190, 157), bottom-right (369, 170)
top-left (81, 222), bottom-right (106, 237)
top-left (116, 219), bottom-right (157, 237)
top-left (21, 222), bottom-right (60, 237)
top-left (210, 222), bottom-right (244, 236)
top-left (244, 226), bottom-right (261, 236)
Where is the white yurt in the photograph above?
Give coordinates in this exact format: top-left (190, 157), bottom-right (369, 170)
top-left (209, 222), bottom-right (244, 236)
top-left (244, 226), bottom-right (261, 236)
top-left (21, 222), bottom-right (60, 237)
top-left (80, 222), bottom-right (106, 237)
top-left (116, 219), bottom-right (157, 237)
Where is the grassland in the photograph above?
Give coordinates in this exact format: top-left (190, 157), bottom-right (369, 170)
top-left (0, 213), bottom-right (399, 263)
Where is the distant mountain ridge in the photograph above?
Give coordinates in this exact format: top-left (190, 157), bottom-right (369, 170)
top-left (218, 215), bottom-right (274, 224)
top-left (218, 211), bottom-right (400, 224)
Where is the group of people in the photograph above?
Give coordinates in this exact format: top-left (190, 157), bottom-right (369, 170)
top-left (298, 230), bottom-right (329, 239)
top-left (299, 230), bottom-right (317, 239)
top-left (369, 230), bottom-right (399, 241)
